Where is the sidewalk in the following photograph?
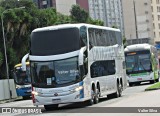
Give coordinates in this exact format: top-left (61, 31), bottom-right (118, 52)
top-left (0, 97), bottom-right (22, 104)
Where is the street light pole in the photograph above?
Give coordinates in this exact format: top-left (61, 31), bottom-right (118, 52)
top-left (1, 10), bottom-right (11, 100)
top-left (1, 7), bottom-right (25, 100)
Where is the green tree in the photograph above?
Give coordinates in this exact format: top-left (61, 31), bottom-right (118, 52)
top-left (0, 51), bottom-right (3, 67)
top-left (70, 5), bottom-right (89, 23)
top-left (70, 5), bottom-right (104, 26)
top-left (38, 8), bottom-right (57, 27)
top-left (55, 13), bottom-right (72, 24)
top-left (88, 18), bottom-right (104, 26)
top-left (123, 36), bottom-right (127, 48)
top-left (0, 0), bottom-right (35, 78)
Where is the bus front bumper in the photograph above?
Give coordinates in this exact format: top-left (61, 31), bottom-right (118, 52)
top-left (127, 73), bottom-right (154, 83)
top-left (32, 90), bottom-right (88, 106)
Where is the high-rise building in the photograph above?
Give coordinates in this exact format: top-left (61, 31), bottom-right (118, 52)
top-left (55, 0), bottom-right (76, 15)
top-left (151, 0), bottom-right (160, 44)
top-left (122, 0), bottom-right (154, 45)
top-left (88, 0), bottom-right (124, 35)
top-left (33, 0), bottom-right (89, 15)
top-left (33, 0), bottom-right (56, 9)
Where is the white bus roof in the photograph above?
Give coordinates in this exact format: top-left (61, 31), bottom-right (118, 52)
top-left (32, 23), bottom-right (120, 33)
top-left (124, 43), bottom-right (153, 52)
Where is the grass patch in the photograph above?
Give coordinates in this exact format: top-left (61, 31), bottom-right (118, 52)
top-left (145, 82), bottom-right (160, 91)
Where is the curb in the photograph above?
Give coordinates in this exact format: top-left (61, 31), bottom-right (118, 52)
top-left (0, 97), bottom-right (22, 104)
top-left (145, 88), bottom-right (160, 91)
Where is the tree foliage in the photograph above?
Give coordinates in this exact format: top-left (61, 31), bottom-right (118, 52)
top-left (123, 36), bottom-right (127, 48)
top-left (70, 5), bottom-right (89, 23)
top-left (0, 0), bottom-right (58, 79)
top-left (88, 18), bottom-right (104, 26)
top-left (70, 5), bottom-right (104, 26)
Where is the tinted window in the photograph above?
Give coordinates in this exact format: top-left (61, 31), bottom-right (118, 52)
top-left (31, 28), bottom-right (80, 56)
top-left (88, 28), bottom-right (121, 47)
top-left (90, 60), bottom-right (116, 78)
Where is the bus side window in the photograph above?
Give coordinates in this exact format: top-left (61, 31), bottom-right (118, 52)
top-left (107, 61), bottom-right (116, 75)
top-left (90, 60), bottom-right (115, 78)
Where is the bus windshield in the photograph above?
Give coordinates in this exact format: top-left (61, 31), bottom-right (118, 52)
top-left (31, 57), bottom-right (81, 88)
top-left (30, 28), bottom-right (80, 56)
top-left (125, 50), bottom-right (152, 74)
top-left (13, 66), bottom-right (31, 85)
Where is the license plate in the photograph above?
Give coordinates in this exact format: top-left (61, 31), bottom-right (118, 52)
top-left (137, 78), bottom-right (142, 81)
top-left (52, 98), bottom-right (61, 103)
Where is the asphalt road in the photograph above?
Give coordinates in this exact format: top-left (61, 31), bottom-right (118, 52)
top-left (0, 82), bottom-right (160, 116)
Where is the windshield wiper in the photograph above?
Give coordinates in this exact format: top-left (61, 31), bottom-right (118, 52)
top-left (131, 61), bottom-right (137, 72)
top-left (139, 61), bottom-right (149, 72)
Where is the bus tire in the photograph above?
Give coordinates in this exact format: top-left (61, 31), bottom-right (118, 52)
top-left (155, 78), bottom-right (159, 82)
top-left (44, 104), bottom-right (58, 111)
top-left (89, 89), bottom-right (94, 105)
top-left (22, 96), bottom-right (30, 100)
top-left (129, 82), bottom-right (133, 87)
top-left (112, 82), bottom-right (122, 98)
top-left (117, 82), bottom-right (122, 97)
top-left (94, 89), bottom-right (99, 104)
top-left (150, 80), bottom-right (154, 84)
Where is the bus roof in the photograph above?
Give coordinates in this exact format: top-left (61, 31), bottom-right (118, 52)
top-left (32, 23), bottom-right (120, 33)
top-left (124, 43), bottom-right (153, 52)
top-left (14, 62), bottom-right (29, 68)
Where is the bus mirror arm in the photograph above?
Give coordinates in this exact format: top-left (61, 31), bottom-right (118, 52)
top-left (21, 53), bottom-right (29, 71)
top-left (79, 47), bottom-right (87, 65)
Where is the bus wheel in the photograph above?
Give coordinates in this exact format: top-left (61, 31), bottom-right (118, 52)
top-left (114, 82), bottom-right (122, 98)
top-left (150, 80), bottom-right (155, 84)
top-left (155, 78), bottom-right (159, 82)
top-left (94, 89), bottom-right (99, 104)
top-left (89, 89), bottom-right (95, 105)
top-left (22, 96), bottom-right (30, 100)
top-left (44, 104), bottom-right (58, 111)
top-left (117, 82), bottom-right (122, 97)
top-left (129, 82), bottom-right (133, 87)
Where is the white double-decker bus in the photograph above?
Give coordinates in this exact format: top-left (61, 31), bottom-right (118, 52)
top-left (22, 23), bottom-right (127, 110)
top-left (125, 44), bottom-right (159, 86)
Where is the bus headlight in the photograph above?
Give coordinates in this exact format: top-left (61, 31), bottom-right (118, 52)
top-left (32, 91), bottom-right (39, 96)
top-left (70, 86), bottom-right (83, 93)
top-left (75, 86), bottom-right (83, 91)
top-left (16, 85), bottom-right (21, 89)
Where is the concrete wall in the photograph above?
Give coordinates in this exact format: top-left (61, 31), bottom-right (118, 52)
top-left (0, 79), bottom-right (17, 100)
top-left (122, 0), bottom-right (154, 44)
top-left (152, 0), bottom-right (160, 43)
top-left (76, 0), bottom-right (89, 12)
top-left (56, 0), bottom-right (76, 15)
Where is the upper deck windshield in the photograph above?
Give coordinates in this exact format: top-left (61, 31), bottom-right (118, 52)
top-left (13, 66), bottom-right (31, 85)
top-left (30, 57), bottom-right (81, 88)
top-left (30, 28), bottom-right (81, 56)
top-left (125, 50), bottom-right (152, 74)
